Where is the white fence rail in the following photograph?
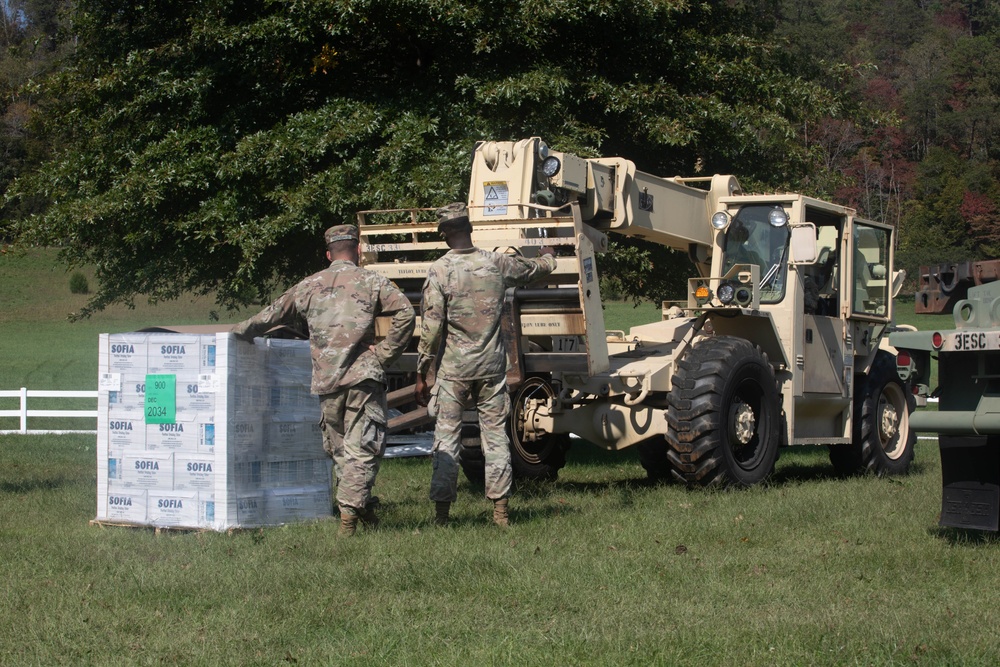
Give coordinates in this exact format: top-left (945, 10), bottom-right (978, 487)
top-left (0, 388), bottom-right (945, 439)
top-left (0, 388), bottom-right (98, 435)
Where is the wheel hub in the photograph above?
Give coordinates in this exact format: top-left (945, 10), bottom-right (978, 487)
top-left (879, 397), bottom-right (898, 443)
top-left (730, 400), bottom-right (755, 445)
top-left (519, 399), bottom-right (545, 442)
top-left (512, 378), bottom-right (558, 464)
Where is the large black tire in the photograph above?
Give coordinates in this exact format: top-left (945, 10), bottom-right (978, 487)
top-left (458, 424), bottom-right (485, 488)
top-left (508, 375), bottom-right (570, 481)
top-left (457, 375), bottom-right (570, 485)
top-left (665, 336), bottom-right (782, 487)
top-left (830, 351), bottom-right (915, 476)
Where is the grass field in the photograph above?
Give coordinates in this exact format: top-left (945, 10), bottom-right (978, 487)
top-left (2, 248), bottom-right (998, 666)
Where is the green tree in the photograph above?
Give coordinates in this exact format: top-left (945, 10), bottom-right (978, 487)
top-left (8, 0), bottom-right (845, 315)
top-left (773, 0), bottom-right (1000, 265)
top-left (892, 147), bottom-right (997, 281)
top-left (934, 33), bottom-right (1000, 161)
top-left (0, 0), bottom-right (71, 230)
top-left (895, 200), bottom-right (967, 277)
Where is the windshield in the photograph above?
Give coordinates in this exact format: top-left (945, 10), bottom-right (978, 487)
top-left (721, 205), bottom-right (790, 304)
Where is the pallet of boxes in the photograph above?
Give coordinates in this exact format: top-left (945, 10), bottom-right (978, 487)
top-left (94, 328), bottom-right (333, 531)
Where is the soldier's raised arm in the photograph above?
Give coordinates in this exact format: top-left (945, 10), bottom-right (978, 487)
top-left (231, 287), bottom-right (299, 342)
top-left (495, 249), bottom-right (557, 287)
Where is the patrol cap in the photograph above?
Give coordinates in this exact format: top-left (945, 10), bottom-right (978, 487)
top-left (324, 224), bottom-right (359, 245)
top-left (436, 202), bottom-right (470, 234)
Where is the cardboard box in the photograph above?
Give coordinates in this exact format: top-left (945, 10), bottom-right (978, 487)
top-left (265, 420), bottom-right (324, 458)
top-left (102, 416), bottom-right (147, 450)
top-left (232, 459), bottom-right (263, 488)
top-left (103, 489), bottom-right (148, 523)
top-left (236, 493), bottom-right (265, 527)
top-left (146, 336), bottom-right (216, 373)
top-left (106, 375), bottom-right (149, 414)
top-left (145, 418), bottom-right (215, 452)
top-left (233, 383), bottom-right (269, 414)
top-left (265, 339), bottom-right (314, 386)
top-left (225, 416), bottom-right (266, 460)
top-left (265, 484), bottom-right (332, 524)
top-left (264, 457), bottom-right (332, 489)
top-left (120, 451), bottom-right (174, 489)
top-left (174, 375), bottom-right (217, 413)
top-left (104, 335), bottom-right (149, 373)
top-left (147, 490), bottom-right (200, 527)
top-left (267, 385), bottom-right (321, 421)
top-left (174, 453), bottom-right (217, 490)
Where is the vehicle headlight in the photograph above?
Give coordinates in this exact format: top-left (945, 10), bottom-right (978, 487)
top-left (735, 287), bottom-right (752, 306)
top-left (717, 282), bottom-right (735, 304)
top-left (768, 208), bottom-right (788, 227)
top-left (542, 156), bottom-right (561, 178)
top-left (711, 211), bottom-right (730, 230)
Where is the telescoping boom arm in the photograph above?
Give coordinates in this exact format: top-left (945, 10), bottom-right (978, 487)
top-left (467, 137), bottom-right (741, 272)
top-left (360, 137), bottom-right (744, 386)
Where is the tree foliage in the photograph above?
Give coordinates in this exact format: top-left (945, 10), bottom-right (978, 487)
top-left (7, 0), bottom-right (845, 315)
top-left (0, 0), bottom-right (67, 227)
top-left (778, 0), bottom-right (1000, 287)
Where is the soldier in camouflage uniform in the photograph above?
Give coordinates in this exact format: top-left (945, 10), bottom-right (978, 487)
top-left (233, 225), bottom-right (415, 537)
top-left (414, 203), bottom-right (556, 527)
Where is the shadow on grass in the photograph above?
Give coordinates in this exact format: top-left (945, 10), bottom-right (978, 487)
top-left (769, 446), bottom-right (843, 485)
top-left (386, 441), bottom-right (935, 528)
top-left (930, 525), bottom-right (1000, 546)
top-left (0, 476), bottom-right (69, 494)
top-left (553, 442), bottom-right (931, 494)
top-left (518, 477), bottom-right (651, 495)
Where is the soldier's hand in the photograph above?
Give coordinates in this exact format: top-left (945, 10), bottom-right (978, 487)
top-left (414, 374), bottom-right (431, 407)
top-left (540, 245), bottom-right (556, 257)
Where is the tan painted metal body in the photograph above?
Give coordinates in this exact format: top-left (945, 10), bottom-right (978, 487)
top-left (362, 137), bottom-right (906, 460)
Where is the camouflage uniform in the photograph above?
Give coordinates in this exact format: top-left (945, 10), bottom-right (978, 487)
top-left (233, 225), bottom-right (415, 517)
top-left (418, 222), bottom-right (556, 503)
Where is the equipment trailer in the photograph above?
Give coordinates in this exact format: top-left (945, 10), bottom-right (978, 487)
top-left (365, 137), bottom-right (916, 487)
top-left (892, 282), bottom-right (1000, 530)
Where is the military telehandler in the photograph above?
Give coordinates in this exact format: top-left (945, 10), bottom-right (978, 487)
top-left (360, 137), bottom-right (915, 487)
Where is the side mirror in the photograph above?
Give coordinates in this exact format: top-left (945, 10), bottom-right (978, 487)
top-left (789, 223), bottom-right (817, 264)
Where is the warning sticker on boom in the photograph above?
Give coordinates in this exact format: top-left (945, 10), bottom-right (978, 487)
top-left (483, 181), bottom-right (509, 216)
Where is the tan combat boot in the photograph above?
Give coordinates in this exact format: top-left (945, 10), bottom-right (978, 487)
top-left (492, 498), bottom-right (509, 528)
top-left (434, 501), bottom-right (451, 526)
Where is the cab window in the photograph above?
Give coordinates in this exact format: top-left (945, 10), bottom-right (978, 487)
top-left (852, 223), bottom-right (890, 317)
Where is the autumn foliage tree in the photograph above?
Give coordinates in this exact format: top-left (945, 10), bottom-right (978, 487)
top-left (778, 0), bottom-right (1000, 286)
